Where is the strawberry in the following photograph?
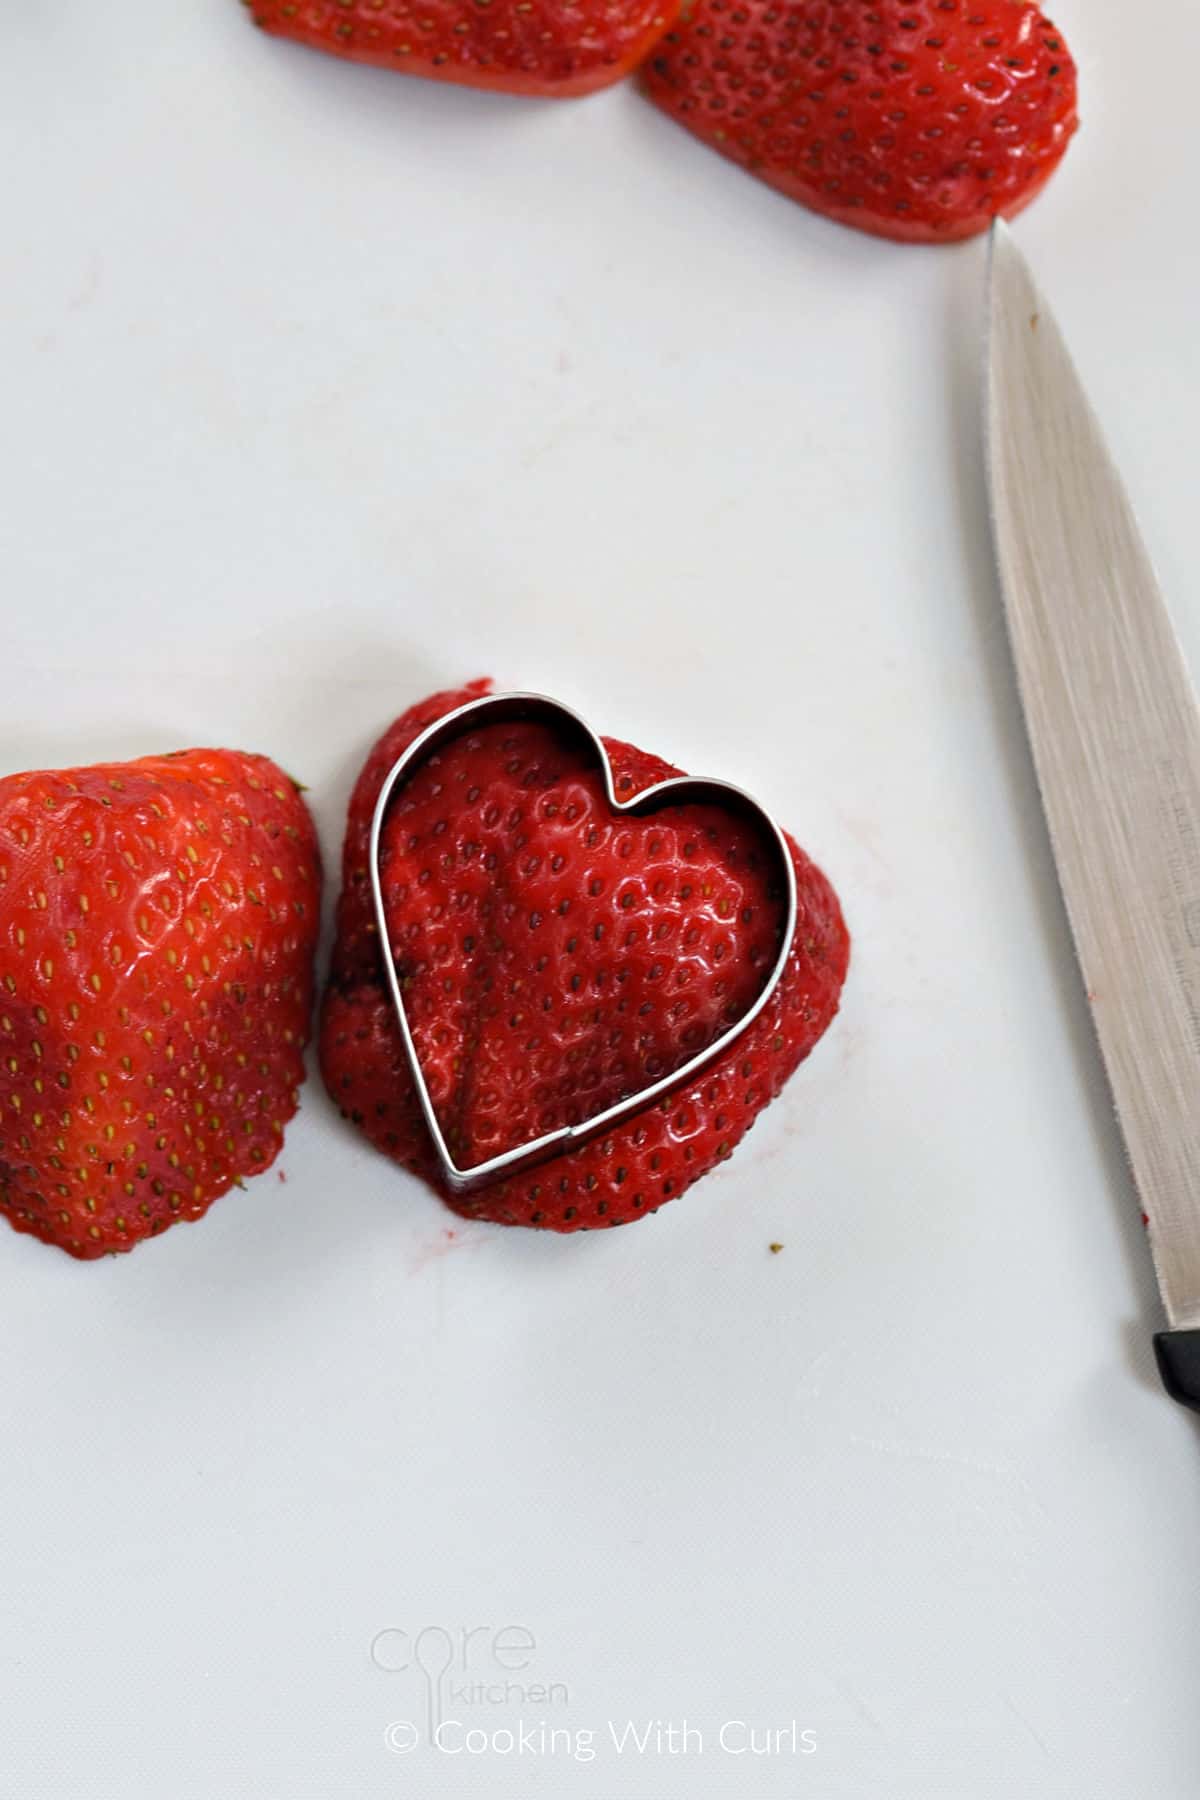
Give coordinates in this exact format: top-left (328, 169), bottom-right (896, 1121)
top-left (242, 0), bottom-right (680, 99)
top-left (0, 749), bottom-right (322, 1258)
top-left (643, 0), bottom-right (1078, 244)
top-left (320, 682), bottom-right (848, 1229)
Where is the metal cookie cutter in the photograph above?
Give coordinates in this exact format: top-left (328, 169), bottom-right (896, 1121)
top-left (369, 692), bottom-right (799, 1194)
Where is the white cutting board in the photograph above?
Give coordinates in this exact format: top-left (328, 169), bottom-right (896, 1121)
top-left (2, 4), bottom-right (1199, 1796)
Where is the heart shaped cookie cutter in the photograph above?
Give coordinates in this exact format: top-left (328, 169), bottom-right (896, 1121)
top-left (369, 692), bottom-right (798, 1194)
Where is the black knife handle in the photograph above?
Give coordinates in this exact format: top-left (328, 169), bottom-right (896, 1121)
top-left (1154, 1331), bottom-right (1200, 1413)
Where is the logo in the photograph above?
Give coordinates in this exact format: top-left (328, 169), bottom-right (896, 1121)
top-left (371, 1623), bottom-right (568, 1745)
top-left (371, 1622), bottom-right (816, 1762)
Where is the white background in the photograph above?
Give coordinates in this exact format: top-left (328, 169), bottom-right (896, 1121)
top-left (3, 3), bottom-right (1199, 1795)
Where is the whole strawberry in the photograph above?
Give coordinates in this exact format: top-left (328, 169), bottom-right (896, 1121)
top-left (320, 682), bottom-right (848, 1229)
top-left (0, 749), bottom-right (321, 1258)
top-left (243, 0), bottom-right (680, 98)
top-left (643, 0), bottom-right (1078, 243)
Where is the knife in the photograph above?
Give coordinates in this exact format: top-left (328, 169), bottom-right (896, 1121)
top-left (986, 220), bottom-right (1200, 1414)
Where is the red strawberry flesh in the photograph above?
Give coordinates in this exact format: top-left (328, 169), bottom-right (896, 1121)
top-left (244, 0), bottom-right (681, 98)
top-left (0, 750), bottom-right (321, 1258)
top-left (643, 0), bottom-right (1079, 244)
top-left (378, 717), bottom-right (787, 1168)
top-left (321, 683), bottom-right (849, 1229)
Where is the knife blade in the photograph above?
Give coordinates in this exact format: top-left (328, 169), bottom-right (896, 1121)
top-left (985, 220), bottom-right (1200, 1414)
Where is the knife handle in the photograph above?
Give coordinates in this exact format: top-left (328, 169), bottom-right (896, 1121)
top-left (1154, 1331), bottom-right (1200, 1414)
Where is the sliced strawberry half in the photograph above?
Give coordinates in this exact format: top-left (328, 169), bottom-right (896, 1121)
top-left (643, 0), bottom-right (1079, 243)
top-left (321, 682), bottom-right (849, 1229)
top-left (244, 0), bottom-right (681, 98)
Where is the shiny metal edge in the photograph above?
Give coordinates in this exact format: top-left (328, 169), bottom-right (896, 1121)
top-left (368, 691), bottom-right (799, 1195)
